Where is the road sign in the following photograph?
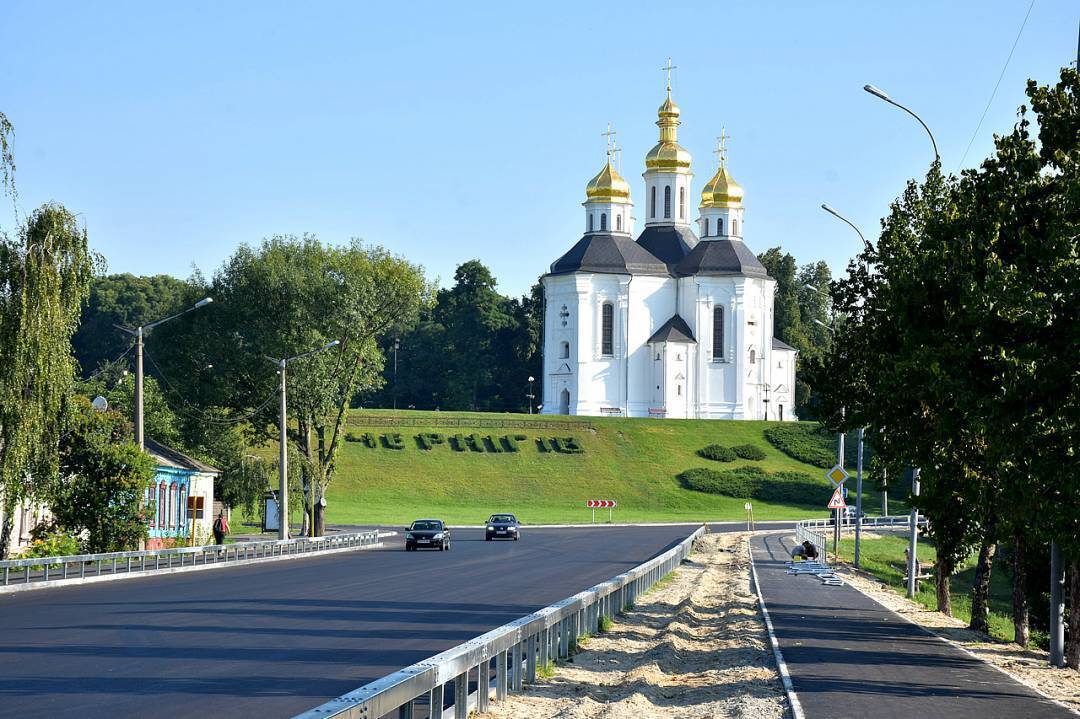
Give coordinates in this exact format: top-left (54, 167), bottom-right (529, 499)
top-left (827, 487), bottom-right (847, 510)
top-left (743, 502), bottom-right (752, 511)
top-left (586, 500), bottom-right (617, 509)
top-left (825, 464), bottom-right (850, 488)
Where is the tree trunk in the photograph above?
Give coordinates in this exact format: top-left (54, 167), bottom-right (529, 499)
top-left (1012, 530), bottom-right (1030, 647)
top-left (313, 498), bottom-right (325, 538)
top-left (936, 560), bottom-right (952, 616)
top-left (969, 538), bottom-right (997, 635)
top-left (1068, 559), bottom-right (1080, 670)
top-left (0, 510), bottom-right (11, 560)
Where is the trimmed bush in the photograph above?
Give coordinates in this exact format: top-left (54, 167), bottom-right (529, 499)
top-left (731, 443), bottom-right (766, 461)
top-left (553, 436), bottom-right (584, 454)
top-left (677, 465), bottom-right (823, 506)
top-left (417, 433), bottom-right (445, 450)
top-left (698, 444), bottom-right (737, 462)
top-left (383, 432), bottom-right (405, 450)
top-left (764, 424), bottom-right (836, 468)
top-left (346, 432), bottom-right (378, 448)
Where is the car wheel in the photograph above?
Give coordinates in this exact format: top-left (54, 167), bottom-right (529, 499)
top-left (486, 535), bottom-right (491, 541)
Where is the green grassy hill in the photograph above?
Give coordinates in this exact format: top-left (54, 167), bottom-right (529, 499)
top-left (309, 410), bottom-right (877, 526)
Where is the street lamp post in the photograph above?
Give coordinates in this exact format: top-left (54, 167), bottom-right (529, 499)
top-left (527, 376), bottom-right (535, 415)
top-left (863, 84), bottom-right (939, 163)
top-left (115, 297), bottom-right (213, 450)
top-left (393, 338), bottom-right (400, 410)
top-left (268, 340), bottom-right (340, 540)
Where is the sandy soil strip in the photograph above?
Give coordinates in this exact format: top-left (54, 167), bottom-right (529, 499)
top-left (835, 560), bottom-right (1080, 714)
top-left (476, 533), bottom-right (788, 719)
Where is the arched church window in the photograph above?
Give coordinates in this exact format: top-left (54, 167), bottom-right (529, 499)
top-left (655, 352), bottom-right (661, 361)
top-left (616, 214), bottom-right (622, 231)
top-left (560, 341), bottom-right (569, 359)
top-left (677, 384), bottom-right (682, 396)
top-left (664, 186), bottom-right (671, 218)
top-left (559, 388), bottom-right (570, 415)
top-left (718, 218), bottom-right (724, 235)
top-left (650, 187), bottom-right (656, 218)
top-left (601, 303), bottom-right (614, 356)
top-left (750, 348), bottom-right (756, 364)
top-left (733, 219), bottom-right (738, 235)
top-left (588, 214), bottom-right (593, 232)
top-left (712, 307), bottom-right (724, 360)
top-left (704, 218), bottom-right (710, 236)
top-left (778, 405), bottom-right (785, 422)
top-left (600, 213), bottom-right (607, 231)
top-left (679, 187), bottom-right (686, 219)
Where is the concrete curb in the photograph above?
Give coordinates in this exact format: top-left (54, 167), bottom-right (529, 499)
top-left (0, 539), bottom-right (388, 596)
top-left (747, 535), bottom-right (806, 719)
top-left (834, 566), bottom-right (1080, 718)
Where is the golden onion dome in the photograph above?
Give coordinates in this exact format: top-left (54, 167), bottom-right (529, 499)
top-left (645, 89), bottom-right (691, 173)
top-left (700, 164), bottom-right (744, 208)
top-left (585, 158), bottom-right (631, 202)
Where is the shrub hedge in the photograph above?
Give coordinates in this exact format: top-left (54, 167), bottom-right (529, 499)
top-left (698, 444), bottom-right (737, 462)
top-left (731, 443), bottom-right (767, 461)
top-left (763, 424), bottom-right (836, 468)
top-left (677, 465), bottom-right (824, 505)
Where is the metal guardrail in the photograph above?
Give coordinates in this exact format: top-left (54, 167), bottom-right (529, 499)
top-left (0, 530), bottom-right (385, 588)
top-left (295, 525), bottom-right (706, 719)
top-left (794, 515), bottom-right (929, 567)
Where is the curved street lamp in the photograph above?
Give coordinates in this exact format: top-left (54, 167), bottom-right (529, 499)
top-left (864, 84), bottom-right (939, 163)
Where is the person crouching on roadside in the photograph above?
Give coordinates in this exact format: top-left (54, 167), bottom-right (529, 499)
top-left (790, 540), bottom-right (819, 561)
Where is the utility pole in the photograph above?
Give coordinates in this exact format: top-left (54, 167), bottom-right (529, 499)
top-left (854, 427), bottom-right (864, 568)
top-left (115, 297), bottom-right (212, 450)
top-left (269, 340), bottom-right (339, 541)
top-left (906, 467), bottom-right (920, 598)
top-left (1050, 542), bottom-right (1065, 666)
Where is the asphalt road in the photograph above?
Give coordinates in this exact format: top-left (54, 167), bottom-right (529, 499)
top-left (0, 524), bottom-right (700, 719)
top-left (752, 532), bottom-right (1074, 719)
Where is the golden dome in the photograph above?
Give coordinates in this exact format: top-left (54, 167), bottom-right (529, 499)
top-left (645, 89), bottom-right (691, 173)
top-left (700, 164), bottom-right (744, 208)
top-left (585, 158), bottom-right (631, 202)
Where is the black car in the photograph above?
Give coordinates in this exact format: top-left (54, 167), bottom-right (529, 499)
top-left (485, 514), bottom-right (520, 541)
top-left (405, 519), bottom-right (450, 551)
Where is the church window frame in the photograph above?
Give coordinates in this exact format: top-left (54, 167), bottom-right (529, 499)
top-left (664, 186), bottom-right (671, 218)
top-left (733, 219), bottom-right (738, 236)
top-left (601, 302), bottom-right (614, 357)
top-left (588, 214), bottom-right (593, 232)
top-left (600, 213), bottom-right (607, 231)
top-left (712, 306), bottom-right (724, 361)
top-left (560, 341), bottom-right (570, 359)
top-left (679, 187), bottom-right (686, 219)
top-left (616, 213), bottom-right (622, 231)
top-left (718, 217), bottom-right (724, 235)
top-left (750, 348), bottom-right (756, 364)
top-left (704, 218), bottom-right (710, 236)
top-left (650, 187), bottom-right (656, 218)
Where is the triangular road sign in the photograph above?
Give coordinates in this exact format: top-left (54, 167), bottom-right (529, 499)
top-left (827, 487), bottom-right (847, 510)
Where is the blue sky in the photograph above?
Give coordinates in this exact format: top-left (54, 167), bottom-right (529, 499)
top-left (2, 1), bottom-right (1076, 297)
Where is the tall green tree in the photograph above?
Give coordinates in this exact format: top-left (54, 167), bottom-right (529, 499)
top-left (162, 235), bottom-right (430, 536)
top-left (0, 204), bottom-right (99, 556)
top-left (49, 397), bottom-right (155, 553)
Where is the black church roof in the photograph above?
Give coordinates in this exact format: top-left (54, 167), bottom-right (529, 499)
top-left (674, 238), bottom-right (770, 278)
top-left (549, 233), bottom-right (669, 276)
top-left (648, 314), bottom-right (697, 344)
top-left (772, 337), bottom-right (798, 352)
top-left (635, 225), bottom-right (698, 268)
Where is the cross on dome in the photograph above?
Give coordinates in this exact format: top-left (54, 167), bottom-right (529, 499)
top-left (601, 123), bottom-right (617, 158)
top-left (661, 57), bottom-right (677, 92)
top-left (714, 128), bottom-right (731, 168)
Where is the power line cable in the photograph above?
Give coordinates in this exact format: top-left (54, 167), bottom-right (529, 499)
top-left (955, 0), bottom-right (1037, 171)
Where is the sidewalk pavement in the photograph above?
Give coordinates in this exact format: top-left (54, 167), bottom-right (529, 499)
top-left (751, 532), bottom-right (1076, 719)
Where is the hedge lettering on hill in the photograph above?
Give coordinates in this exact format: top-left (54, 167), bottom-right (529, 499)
top-left (698, 444), bottom-right (736, 462)
top-left (677, 465), bottom-right (824, 505)
top-left (346, 432), bottom-right (584, 454)
top-left (731, 444), bottom-right (766, 461)
top-left (763, 424), bottom-right (836, 468)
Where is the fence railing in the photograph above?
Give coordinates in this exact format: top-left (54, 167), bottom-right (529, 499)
top-left (295, 526), bottom-right (706, 719)
top-left (794, 514), bottom-right (929, 566)
top-left (0, 530), bottom-right (386, 588)
top-left (348, 415), bottom-right (595, 431)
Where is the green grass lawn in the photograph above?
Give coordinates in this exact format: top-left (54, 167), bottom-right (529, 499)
top-left (252, 410), bottom-right (892, 526)
top-left (835, 533), bottom-right (1016, 643)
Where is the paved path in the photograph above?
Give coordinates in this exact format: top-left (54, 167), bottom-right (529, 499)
top-left (751, 532), bottom-right (1075, 719)
top-left (0, 525), bottom-right (696, 719)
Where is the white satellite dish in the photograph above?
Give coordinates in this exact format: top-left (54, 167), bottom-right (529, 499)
top-left (91, 396), bottom-right (109, 412)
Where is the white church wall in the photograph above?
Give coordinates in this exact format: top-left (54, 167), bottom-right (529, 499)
top-left (626, 275), bottom-right (675, 417)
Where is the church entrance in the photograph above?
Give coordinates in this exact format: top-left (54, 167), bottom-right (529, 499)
top-left (778, 405), bottom-right (784, 422)
top-left (559, 389), bottom-right (570, 415)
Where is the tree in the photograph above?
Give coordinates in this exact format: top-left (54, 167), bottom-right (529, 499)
top-left (48, 397), bottom-right (155, 552)
top-left (0, 204), bottom-right (99, 557)
top-left (162, 235), bottom-right (430, 536)
top-left (72, 273), bottom-right (189, 376)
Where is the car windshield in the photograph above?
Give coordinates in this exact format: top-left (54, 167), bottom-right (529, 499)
top-left (489, 515), bottom-right (516, 523)
top-left (411, 521), bottom-right (442, 531)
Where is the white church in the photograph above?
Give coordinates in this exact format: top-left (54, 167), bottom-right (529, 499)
top-left (540, 81), bottom-right (798, 421)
